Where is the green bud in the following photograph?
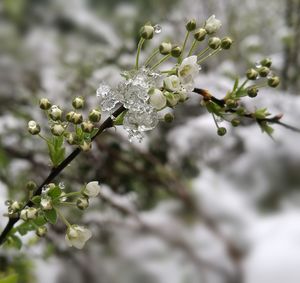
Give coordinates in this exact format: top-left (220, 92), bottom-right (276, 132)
top-left (49, 105), bottom-right (63, 121)
top-left (81, 121), bottom-right (94, 133)
top-left (231, 118), bottom-right (240, 127)
top-left (39, 98), bottom-right (51, 110)
top-left (51, 124), bottom-right (65, 136)
top-left (159, 42), bottom-right (172, 55)
top-left (171, 45), bottom-right (182, 58)
top-left (208, 37), bottom-right (221, 49)
top-left (80, 141), bottom-right (92, 151)
top-left (89, 109), bottom-right (101, 123)
top-left (225, 99), bottom-right (238, 108)
top-left (194, 28), bottom-right (207, 41)
top-left (217, 127), bottom-right (227, 136)
top-left (247, 87), bottom-right (259, 98)
top-left (36, 226), bottom-right (47, 237)
top-left (186, 19), bottom-right (197, 31)
top-left (26, 181), bottom-right (37, 191)
top-left (72, 96), bottom-right (85, 109)
top-left (260, 58), bottom-right (272, 68)
top-left (164, 113), bottom-right (174, 123)
top-left (221, 37), bottom-right (233, 49)
top-left (65, 132), bottom-right (76, 145)
top-left (76, 197), bottom-right (89, 210)
top-left (236, 107), bottom-right (246, 116)
top-left (267, 76), bottom-right (280, 88)
top-left (66, 111), bottom-right (76, 122)
top-left (28, 120), bottom-right (41, 135)
top-left (246, 68), bottom-right (259, 80)
top-left (258, 66), bottom-right (270, 77)
top-left (140, 25), bottom-right (154, 40)
top-left (71, 113), bottom-right (83, 125)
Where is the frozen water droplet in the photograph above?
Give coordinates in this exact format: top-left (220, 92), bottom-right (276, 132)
top-left (255, 62), bottom-right (262, 68)
top-left (154, 24), bottom-right (162, 34)
top-left (59, 182), bottom-right (65, 189)
top-left (96, 84), bottom-right (111, 98)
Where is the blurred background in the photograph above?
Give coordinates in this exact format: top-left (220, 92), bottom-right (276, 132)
top-left (1, 0), bottom-right (300, 282)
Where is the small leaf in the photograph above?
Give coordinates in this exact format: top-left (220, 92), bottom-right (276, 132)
top-left (33, 216), bottom-right (47, 227)
top-left (44, 209), bottom-right (57, 224)
top-left (9, 235), bottom-right (22, 250)
top-left (17, 222), bottom-right (34, 236)
top-left (48, 186), bottom-right (62, 199)
top-left (31, 196), bottom-right (41, 205)
top-left (232, 77), bottom-right (239, 92)
top-left (113, 110), bottom-right (128, 126)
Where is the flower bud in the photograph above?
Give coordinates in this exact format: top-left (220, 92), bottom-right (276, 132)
top-left (148, 88), bottom-right (167, 110)
top-left (178, 91), bottom-right (188, 102)
top-left (72, 96), bottom-right (85, 109)
top-left (231, 118), bottom-right (240, 127)
top-left (217, 127), bottom-right (227, 136)
top-left (66, 111), bottom-right (76, 122)
top-left (260, 58), bottom-right (272, 68)
top-left (41, 197), bottom-right (52, 210)
top-left (163, 75), bottom-right (181, 92)
top-left (10, 201), bottom-right (22, 212)
top-left (20, 207), bottom-right (38, 221)
top-left (28, 120), bottom-right (41, 135)
top-left (267, 76), bottom-right (280, 88)
top-left (186, 19), bottom-right (197, 31)
top-left (39, 98), bottom-right (51, 110)
top-left (247, 86), bottom-right (259, 98)
top-left (208, 37), bottom-right (221, 49)
top-left (81, 121), bottom-right (94, 133)
top-left (65, 132), bottom-right (76, 145)
top-left (71, 113), bottom-right (83, 125)
top-left (159, 42), bottom-right (172, 55)
top-left (194, 28), bottom-right (207, 41)
top-left (76, 197), bottom-right (89, 210)
top-left (88, 109), bottom-right (101, 123)
top-left (80, 141), bottom-right (92, 151)
top-left (164, 113), bottom-right (174, 123)
top-left (221, 37), bottom-right (233, 49)
top-left (49, 105), bottom-right (63, 121)
top-left (51, 124), bottom-right (65, 136)
top-left (171, 45), bottom-right (182, 58)
top-left (83, 181), bottom-right (101, 197)
top-left (205, 15), bottom-right (222, 34)
top-left (246, 68), bottom-right (259, 80)
top-left (36, 226), bottom-right (47, 237)
top-left (258, 66), bottom-right (270, 77)
top-left (165, 92), bottom-right (179, 107)
top-left (26, 181), bottom-right (37, 191)
top-left (225, 99), bottom-right (238, 108)
top-left (140, 25), bottom-right (154, 40)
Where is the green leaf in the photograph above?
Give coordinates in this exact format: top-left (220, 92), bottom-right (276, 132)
top-left (9, 235), bottom-right (22, 250)
top-left (17, 222), bottom-right (34, 236)
top-left (113, 110), bottom-right (128, 126)
top-left (232, 77), bottom-right (239, 92)
top-left (33, 216), bottom-right (47, 227)
top-left (47, 137), bottom-right (66, 167)
top-left (0, 274), bottom-right (18, 283)
top-left (48, 186), bottom-right (62, 199)
top-left (31, 195), bottom-right (41, 205)
top-left (44, 209), bottom-right (57, 224)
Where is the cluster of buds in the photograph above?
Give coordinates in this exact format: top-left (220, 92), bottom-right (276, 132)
top-left (27, 96), bottom-right (102, 167)
top-left (5, 181), bottom-right (101, 249)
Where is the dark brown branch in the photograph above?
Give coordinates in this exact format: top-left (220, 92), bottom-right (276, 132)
top-left (0, 105), bottom-right (126, 246)
top-left (193, 88), bottom-right (300, 133)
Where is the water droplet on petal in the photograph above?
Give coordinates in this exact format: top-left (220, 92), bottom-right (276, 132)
top-left (59, 182), bottom-right (65, 189)
top-left (255, 62), bottom-right (262, 68)
top-left (154, 24), bottom-right (162, 34)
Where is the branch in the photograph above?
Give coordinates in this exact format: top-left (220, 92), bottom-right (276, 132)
top-left (193, 88), bottom-right (300, 133)
top-left (0, 105), bottom-right (126, 246)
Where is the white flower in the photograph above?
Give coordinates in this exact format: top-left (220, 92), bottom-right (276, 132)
top-left (84, 181), bottom-right (101, 197)
top-left (149, 89), bottom-right (167, 110)
top-left (204, 15), bottom-right (222, 34)
top-left (20, 207), bottom-right (38, 220)
top-left (65, 225), bottom-right (92, 249)
top-left (41, 197), bottom-right (52, 210)
top-left (163, 75), bottom-right (181, 92)
top-left (178, 56), bottom-right (199, 91)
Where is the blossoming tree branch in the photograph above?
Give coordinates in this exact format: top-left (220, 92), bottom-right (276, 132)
top-left (0, 15), bottom-right (296, 250)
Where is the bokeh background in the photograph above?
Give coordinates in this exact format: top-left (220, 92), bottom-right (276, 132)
top-left (1, 0), bottom-right (300, 282)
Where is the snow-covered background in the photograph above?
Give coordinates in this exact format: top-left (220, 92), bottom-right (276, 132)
top-left (1, 0), bottom-right (300, 282)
